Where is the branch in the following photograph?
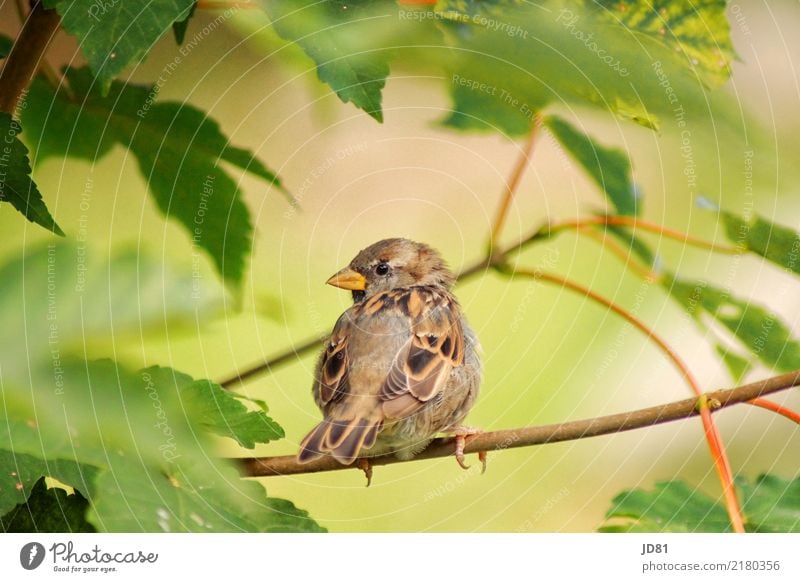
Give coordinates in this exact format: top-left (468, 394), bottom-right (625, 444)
top-left (239, 370), bottom-right (800, 477)
top-left (0, 2), bottom-right (61, 115)
top-left (548, 215), bottom-right (742, 255)
top-left (488, 116), bottom-right (541, 256)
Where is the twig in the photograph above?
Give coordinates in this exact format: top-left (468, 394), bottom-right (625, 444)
top-left (0, 2), bottom-right (61, 115)
top-left (550, 216), bottom-right (743, 255)
top-left (575, 227), bottom-right (660, 281)
top-left (239, 370), bottom-right (800, 477)
top-left (488, 116), bottom-right (542, 257)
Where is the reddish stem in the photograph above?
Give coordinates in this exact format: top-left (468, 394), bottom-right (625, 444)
top-left (748, 397), bottom-right (800, 424)
top-left (513, 268), bottom-right (746, 533)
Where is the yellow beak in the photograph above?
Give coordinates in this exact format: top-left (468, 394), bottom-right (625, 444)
top-left (326, 267), bottom-right (367, 291)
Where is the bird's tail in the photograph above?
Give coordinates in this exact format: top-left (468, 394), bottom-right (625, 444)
top-left (297, 415), bottom-right (383, 465)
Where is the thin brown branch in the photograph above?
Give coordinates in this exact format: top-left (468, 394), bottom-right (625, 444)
top-left (575, 227), bottom-right (660, 281)
top-left (0, 2), bottom-right (61, 115)
top-left (239, 370), bottom-right (800, 477)
top-left (549, 216), bottom-right (742, 255)
top-left (488, 116), bottom-right (542, 257)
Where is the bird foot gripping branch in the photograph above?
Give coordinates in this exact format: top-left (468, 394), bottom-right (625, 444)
top-left (450, 426), bottom-right (488, 474)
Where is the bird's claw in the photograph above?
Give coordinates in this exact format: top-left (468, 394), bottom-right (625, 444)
top-left (450, 427), bottom-right (487, 473)
top-left (357, 458), bottom-right (373, 487)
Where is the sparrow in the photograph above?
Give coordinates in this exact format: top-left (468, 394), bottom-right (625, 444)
top-left (297, 238), bottom-right (483, 480)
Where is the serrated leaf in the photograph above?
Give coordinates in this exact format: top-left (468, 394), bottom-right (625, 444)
top-left (2, 359), bottom-right (323, 532)
top-left (601, 480), bottom-right (731, 532)
top-left (545, 116), bottom-right (638, 215)
top-left (1, 478), bottom-right (95, 533)
top-left (0, 113), bottom-right (64, 235)
top-left (722, 212), bottom-right (800, 277)
top-left (601, 475), bottom-right (800, 532)
top-left (738, 474), bottom-right (800, 533)
top-left (91, 461), bottom-right (324, 532)
top-left (23, 67), bottom-right (288, 288)
top-left (0, 450), bottom-right (99, 517)
top-left (437, 0), bottom-right (731, 135)
top-left (595, 0), bottom-right (734, 87)
top-left (172, 1), bottom-right (197, 45)
top-left (665, 275), bottom-right (800, 373)
top-left (715, 345), bottom-right (752, 383)
top-left (266, 0), bottom-right (394, 121)
top-left (0, 33), bottom-right (12, 58)
top-left (184, 380), bottom-right (284, 448)
top-left (52, 0), bottom-right (195, 91)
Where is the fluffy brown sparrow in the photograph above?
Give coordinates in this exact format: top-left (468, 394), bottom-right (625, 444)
top-left (297, 239), bottom-right (482, 477)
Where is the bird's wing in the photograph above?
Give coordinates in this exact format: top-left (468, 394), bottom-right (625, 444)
top-left (377, 287), bottom-right (465, 419)
top-left (316, 316), bottom-right (350, 406)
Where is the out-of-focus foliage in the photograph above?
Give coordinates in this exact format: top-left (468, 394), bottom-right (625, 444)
top-left (23, 68), bottom-right (287, 289)
top-left (601, 475), bottom-right (800, 532)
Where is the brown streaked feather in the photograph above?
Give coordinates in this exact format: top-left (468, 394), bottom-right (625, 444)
top-left (318, 334), bottom-right (348, 405)
top-left (379, 287), bottom-right (465, 415)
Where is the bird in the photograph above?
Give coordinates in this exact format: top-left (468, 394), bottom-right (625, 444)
top-left (297, 238), bottom-right (483, 482)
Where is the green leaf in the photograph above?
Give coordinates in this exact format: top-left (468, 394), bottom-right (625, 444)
top-left (0, 241), bottom-right (224, 387)
top-left (0, 450), bottom-right (99, 517)
top-left (1, 478), bottom-right (95, 533)
top-left (173, 1), bottom-right (198, 45)
top-left (598, 0), bottom-right (736, 86)
top-left (715, 345), bottom-right (753, 383)
top-left (601, 480), bottom-right (731, 532)
top-left (2, 359), bottom-right (323, 532)
top-left (436, 0), bottom-right (734, 135)
top-left (545, 116), bottom-right (638, 215)
top-left (184, 379), bottom-right (285, 449)
top-left (738, 474), bottom-right (800, 533)
top-left (266, 0), bottom-right (394, 121)
top-left (601, 475), bottom-right (800, 532)
top-left (52, 0), bottom-right (195, 91)
top-left (722, 212), bottom-right (800, 277)
top-left (595, 0), bottom-right (734, 87)
top-left (23, 67), bottom-right (288, 288)
top-left (665, 275), bottom-right (800, 373)
top-left (0, 33), bottom-right (12, 58)
top-left (0, 113), bottom-right (64, 235)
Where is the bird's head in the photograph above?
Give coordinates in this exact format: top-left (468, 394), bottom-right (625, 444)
top-left (326, 238), bottom-right (456, 302)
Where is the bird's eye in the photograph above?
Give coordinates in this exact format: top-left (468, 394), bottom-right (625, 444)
top-left (375, 262), bottom-right (390, 276)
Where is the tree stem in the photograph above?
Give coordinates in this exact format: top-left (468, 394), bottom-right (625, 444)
top-left (0, 2), bottom-right (61, 115)
top-left (239, 370), bottom-right (800, 477)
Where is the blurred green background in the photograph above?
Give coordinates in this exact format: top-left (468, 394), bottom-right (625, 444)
top-left (1, 0), bottom-right (798, 532)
